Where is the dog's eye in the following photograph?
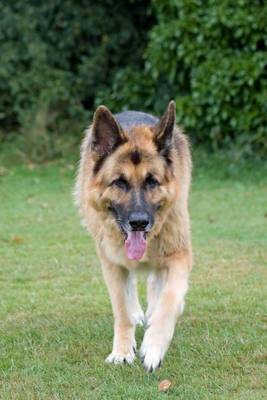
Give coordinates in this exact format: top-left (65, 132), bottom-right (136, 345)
top-left (144, 174), bottom-right (160, 189)
top-left (111, 177), bottom-right (130, 191)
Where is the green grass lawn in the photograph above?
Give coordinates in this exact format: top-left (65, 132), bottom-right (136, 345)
top-left (0, 155), bottom-right (266, 399)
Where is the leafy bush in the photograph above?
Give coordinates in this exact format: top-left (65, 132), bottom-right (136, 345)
top-left (0, 0), bottom-right (152, 160)
top-left (1, 0), bottom-right (266, 160)
top-left (149, 0), bottom-right (267, 156)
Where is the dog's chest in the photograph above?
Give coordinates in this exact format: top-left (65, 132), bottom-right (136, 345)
top-left (101, 240), bottom-right (152, 270)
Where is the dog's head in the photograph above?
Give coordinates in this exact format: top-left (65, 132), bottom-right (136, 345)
top-left (88, 101), bottom-right (179, 260)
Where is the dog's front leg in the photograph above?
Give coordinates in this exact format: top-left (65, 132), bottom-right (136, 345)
top-left (140, 252), bottom-right (191, 371)
top-left (101, 257), bottom-right (137, 365)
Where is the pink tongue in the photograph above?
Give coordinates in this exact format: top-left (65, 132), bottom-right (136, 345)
top-left (125, 231), bottom-right (147, 260)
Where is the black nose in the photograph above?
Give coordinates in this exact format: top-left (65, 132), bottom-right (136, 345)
top-left (129, 211), bottom-right (149, 231)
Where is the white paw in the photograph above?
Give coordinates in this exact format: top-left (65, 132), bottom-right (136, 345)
top-left (140, 329), bottom-right (170, 372)
top-left (105, 347), bottom-right (136, 365)
top-left (140, 344), bottom-right (164, 372)
top-left (132, 308), bottom-right (145, 326)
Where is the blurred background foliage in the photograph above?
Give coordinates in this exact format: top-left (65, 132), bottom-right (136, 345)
top-left (0, 0), bottom-right (266, 161)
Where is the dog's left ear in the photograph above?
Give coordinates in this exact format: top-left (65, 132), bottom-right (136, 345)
top-left (91, 105), bottom-right (126, 157)
top-left (153, 101), bottom-right (176, 152)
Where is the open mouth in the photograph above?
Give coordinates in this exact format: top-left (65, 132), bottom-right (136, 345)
top-left (124, 231), bottom-right (147, 260)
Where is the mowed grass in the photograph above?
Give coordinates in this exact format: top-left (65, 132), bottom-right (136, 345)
top-left (0, 155), bottom-right (266, 399)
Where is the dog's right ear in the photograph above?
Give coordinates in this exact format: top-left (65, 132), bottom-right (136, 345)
top-left (91, 106), bottom-right (126, 157)
top-left (153, 101), bottom-right (176, 152)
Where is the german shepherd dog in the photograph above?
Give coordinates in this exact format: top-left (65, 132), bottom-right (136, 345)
top-left (75, 101), bottom-right (192, 371)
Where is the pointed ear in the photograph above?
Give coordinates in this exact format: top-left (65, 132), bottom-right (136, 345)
top-left (91, 105), bottom-right (126, 156)
top-left (153, 101), bottom-right (176, 151)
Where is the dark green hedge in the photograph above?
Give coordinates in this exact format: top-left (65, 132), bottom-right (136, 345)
top-left (1, 0), bottom-right (266, 158)
top-left (101, 0), bottom-right (267, 157)
top-left (0, 0), bottom-right (152, 158)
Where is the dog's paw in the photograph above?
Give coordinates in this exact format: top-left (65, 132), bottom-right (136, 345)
top-left (140, 329), bottom-right (170, 372)
top-left (132, 308), bottom-right (145, 327)
top-left (105, 346), bottom-right (136, 365)
top-left (140, 345), bottom-right (163, 372)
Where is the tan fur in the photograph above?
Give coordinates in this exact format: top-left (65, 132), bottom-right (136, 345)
top-left (74, 104), bottom-right (192, 371)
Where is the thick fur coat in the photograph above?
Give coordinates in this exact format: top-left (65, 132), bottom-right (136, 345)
top-left (75, 101), bottom-right (192, 371)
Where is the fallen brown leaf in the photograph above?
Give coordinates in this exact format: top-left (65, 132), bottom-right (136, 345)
top-left (27, 195), bottom-right (36, 204)
top-left (11, 236), bottom-right (24, 244)
top-left (27, 163), bottom-right (36, 171)
top-left (0, 166), bottom-right (8, 176)
top-left (158, 379), bottom-right (172, 392)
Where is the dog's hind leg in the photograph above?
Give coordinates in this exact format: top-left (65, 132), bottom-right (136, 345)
top-left (140, 252), bottom-right (191, 371)
top-left (126, 272), bottom-right (145, 327)
top-left (145, 269), bottom-right (166, 326)
top-left (100, 257), bottom-right (137, 365)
